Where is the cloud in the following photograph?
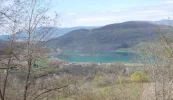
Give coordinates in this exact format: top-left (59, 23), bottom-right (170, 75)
top-left (77, 18), bottom-right (110, 22)
top-left (101, 9), bottom-right (127, 13)
top-left (164, 0), bottom-right (173, 3)
top-left (59, 4), bottom-right (173, 27)
top-left (65, 12), bottom-right (78, 16)
top-left (138, 10), bottom-right (165, 14)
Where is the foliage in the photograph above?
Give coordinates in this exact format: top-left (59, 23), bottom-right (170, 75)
top-left (130, 71), bottom-right (149, 82)
top-left (72, 83), bottom-right (142, 100)
top-left (33, 57), bottom-right (50, 68)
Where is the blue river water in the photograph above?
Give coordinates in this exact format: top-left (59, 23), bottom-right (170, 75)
top-left (51, 51), bottom-right (137, 63)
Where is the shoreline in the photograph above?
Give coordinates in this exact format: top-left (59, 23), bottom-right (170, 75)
top-left (50, 57), bottom-right (144, 67)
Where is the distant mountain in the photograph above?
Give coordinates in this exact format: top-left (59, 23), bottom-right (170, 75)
top-left (151, 19), bottom-right (173, 26)
top-left (44, 21), bottom-right (169, 51)
top-left (0, 26), bottom-right (98, 41)
top-left (0, 35), bottom-right (9, 41)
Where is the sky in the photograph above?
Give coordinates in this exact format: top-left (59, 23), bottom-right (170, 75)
top-left (51, 0), bottom-right (173, 27)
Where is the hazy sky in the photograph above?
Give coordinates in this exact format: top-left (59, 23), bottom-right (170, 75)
top-left (52, 0), bottom-right (173, 27)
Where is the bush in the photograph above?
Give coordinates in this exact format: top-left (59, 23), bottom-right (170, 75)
top-left (93, 76), bottom-right (105, 87)
top-left (116, 76), bottom-right (131, 84)
top-left (130, 71), bottom-right (149, 82)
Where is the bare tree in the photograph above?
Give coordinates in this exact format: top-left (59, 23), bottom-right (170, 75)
top-left (0, 0), bottom-right (24, 100)
top-left (135, 26), bottom-right (173, 100)
top-left (0, 0), bottom-right (70, 100)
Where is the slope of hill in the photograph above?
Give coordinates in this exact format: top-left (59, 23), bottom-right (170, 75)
top-left (49, 26), bottom-right (99, 38)
top-left (44, 21), bottom-right (168, 51)
top-left (0, 26), bottom-right (98, 41)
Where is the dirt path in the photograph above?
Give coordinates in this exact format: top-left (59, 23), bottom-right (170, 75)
top-left (140, 83), bottom-right (155, 100)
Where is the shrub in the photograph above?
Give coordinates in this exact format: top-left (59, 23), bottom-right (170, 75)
top-left (116, 76), bottom-right (131, 84)
top-left (130, 71), bottom-right (149, 82)
top-left (93, 76), bottom-right (105, 87)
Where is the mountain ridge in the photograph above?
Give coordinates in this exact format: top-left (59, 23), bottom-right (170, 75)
top-left (44, 21), bottom-right (168, 51)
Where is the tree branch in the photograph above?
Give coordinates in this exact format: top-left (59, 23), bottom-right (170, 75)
top-left (33, 84), bottom-right (69, 100)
